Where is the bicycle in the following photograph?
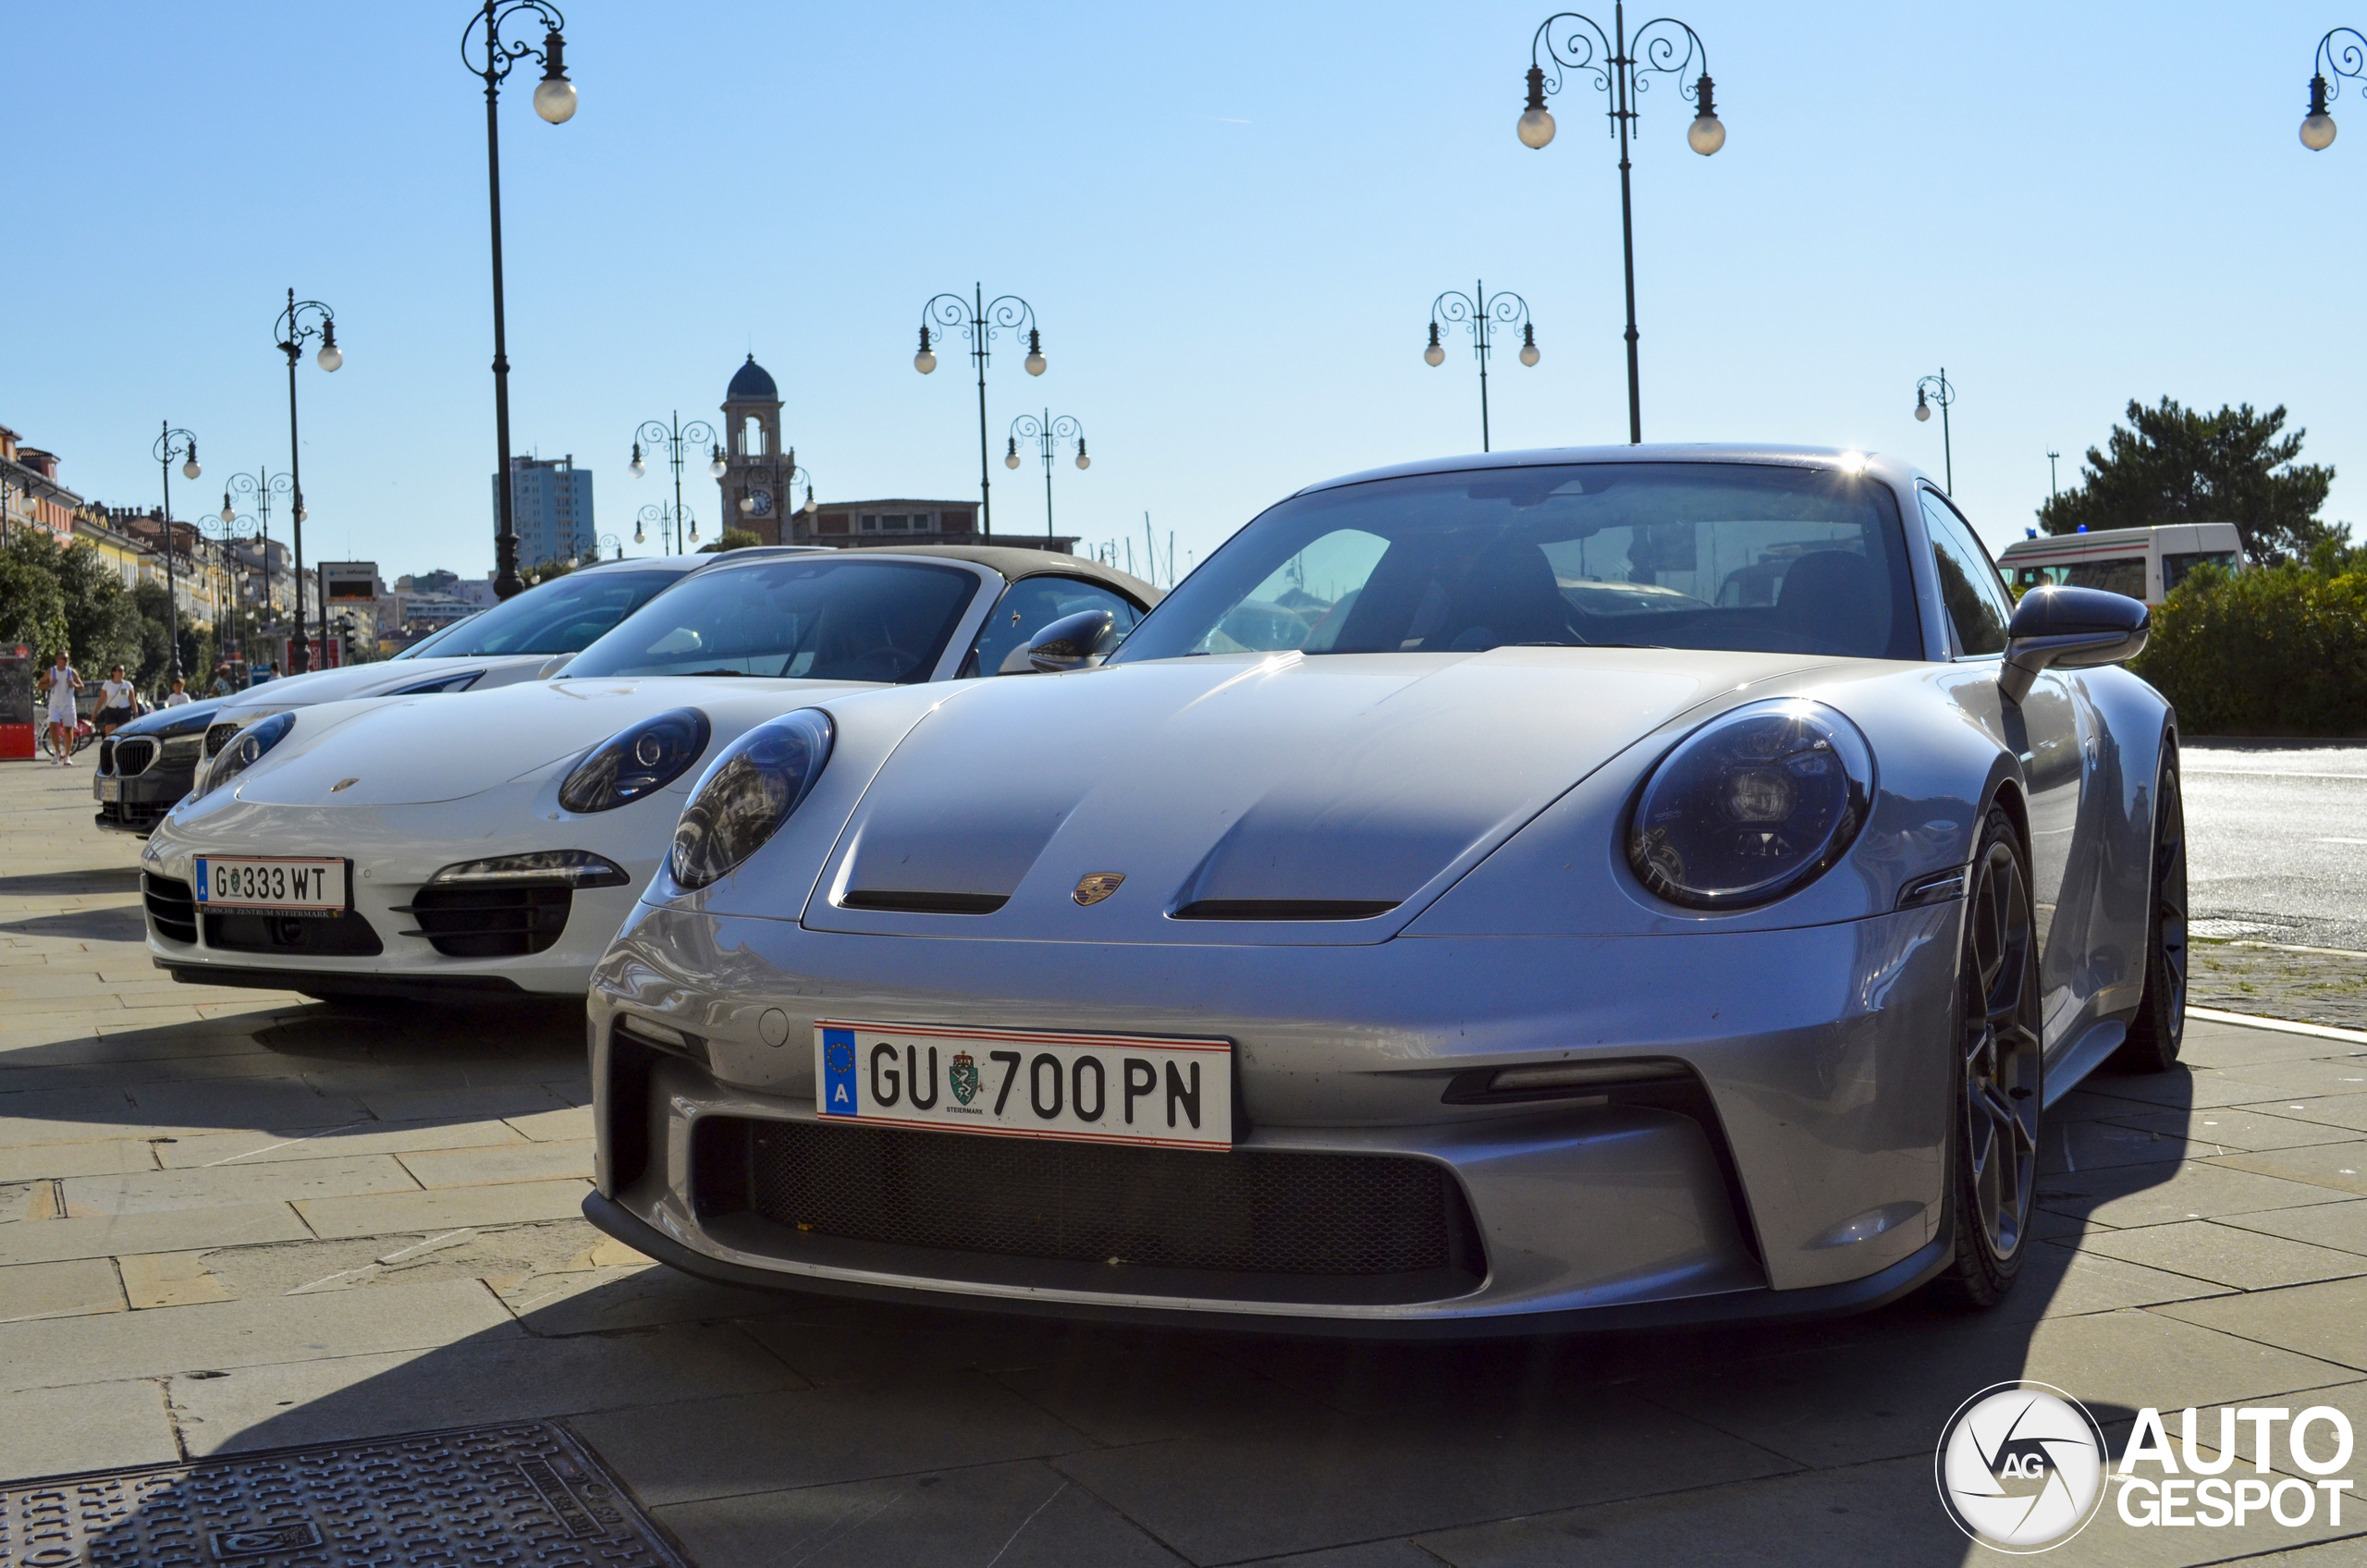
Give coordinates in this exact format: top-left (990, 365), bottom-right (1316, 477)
top-left (41, 717), bottom-right (96, 759)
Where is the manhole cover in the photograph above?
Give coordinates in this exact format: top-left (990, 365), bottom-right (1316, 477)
top-left (0, 1421), bottom-right (684, 1568)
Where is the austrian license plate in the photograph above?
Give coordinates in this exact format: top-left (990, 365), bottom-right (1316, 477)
top-left (94, 778), bottom-right (121, 802)
top-left (816, 1020), bottom-right (1233, 1150)
top-left (192, 856), bottom-right (349, 914)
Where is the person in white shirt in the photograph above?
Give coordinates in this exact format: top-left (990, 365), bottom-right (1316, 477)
top-left (95, 666), bottom-right (137, 734)
top-left (39, 652), bottom-right (80, 765)
top-left (162, 679), bottom-right (193, 708)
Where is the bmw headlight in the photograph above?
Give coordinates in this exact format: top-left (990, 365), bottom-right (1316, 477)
top-left (195, 712), bottom-right (295, 800)
top-left (669, 709), bottom-right (834, 891)
top-left (558, 708), bottom-right (712, 814)
top-left (1626, 699), bottom-right (1873, 909)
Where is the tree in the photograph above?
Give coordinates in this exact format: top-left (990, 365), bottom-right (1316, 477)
top-left (697, 529), bottom-right (761, 554)
top-left (0, 534), bottom-right (68, 660)
top-left (55, 542), bottom-right (142, 679)
top-left (2038, 398), bottom-right (2340, 559)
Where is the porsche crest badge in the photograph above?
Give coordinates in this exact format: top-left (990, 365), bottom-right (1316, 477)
top-left (1073, 872), bottom-right (1126, 906)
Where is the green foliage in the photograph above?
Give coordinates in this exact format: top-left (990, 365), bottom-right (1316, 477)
top-left (697, 530), bottom-right (762, 554)
top-left (2040, 398), bottom-right (2342, 560)
top-left (2134, 542), bottom-right (2367, 736)
top-left (0, 533), bottom-right (69, 659)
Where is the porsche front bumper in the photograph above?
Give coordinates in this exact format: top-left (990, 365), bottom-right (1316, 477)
top-left (585, 897), bottom-right (1968, 1329)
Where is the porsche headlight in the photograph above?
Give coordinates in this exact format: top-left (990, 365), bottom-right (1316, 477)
top-left (1625, 699), bottom-right (1873, 909)
top-left (668, 709), bottom-right (834, 891)
top-left (558, 708), bottom-right (711, 814)
top-left (195, 712), bottom-right (295, 800)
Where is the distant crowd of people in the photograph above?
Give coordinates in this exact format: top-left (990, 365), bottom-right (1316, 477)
top-left (32, 655), bottom-right (284, 764)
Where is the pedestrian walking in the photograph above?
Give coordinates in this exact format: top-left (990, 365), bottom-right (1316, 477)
top-left (95, 665), bottom-right (136, 735)
top-left (210, 665), bottom-right (234, 699)
top-left (38, 650), bottom-right (80, 765)
top-left (163, 678), bottom-right (192, 708)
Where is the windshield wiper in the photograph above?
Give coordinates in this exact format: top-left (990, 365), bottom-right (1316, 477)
top-left (673, 668), bottom-right (763, 677)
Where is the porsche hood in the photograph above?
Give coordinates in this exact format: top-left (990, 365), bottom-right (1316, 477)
top-left (786, 648), bottom-right (1825, 946)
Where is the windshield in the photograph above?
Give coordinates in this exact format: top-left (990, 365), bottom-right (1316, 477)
top-left (563, 555), bottom-right (982, 681)
top-left (390, 613), bottom-right (478, 658)
top-left (396, 570), bottom-right (681, 658)
top-left (1114, 462), bottom-right (1920, 664)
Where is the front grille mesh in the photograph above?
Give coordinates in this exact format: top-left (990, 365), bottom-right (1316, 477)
top-left (737, 1119), bottom-right (1473, 1278)
top-left (400, 884), bottom-right (572, 958)
top-left (111, 738), bottom-right (158, 776)
top-left (96, 736), bottom-right (116, 775)
top-left (142, 873), bottom-right (197, 944)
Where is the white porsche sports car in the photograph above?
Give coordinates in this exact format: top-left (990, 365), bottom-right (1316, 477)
top-left (141, 546), bottom-right (1158, 1003)
top-left (581, 445), bottom-right (2180, 1332)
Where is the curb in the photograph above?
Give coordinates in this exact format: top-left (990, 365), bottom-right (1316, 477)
top-left (2187, 1006), bottom-right (2367, 1046)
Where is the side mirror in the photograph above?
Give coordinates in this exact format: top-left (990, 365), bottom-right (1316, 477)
top-left (1024, 607), bottom-right (1117, 673)
top-left (1998, 586), bottom-right (2149, 704)
top-left (536, 654), bottom-right (575, 680)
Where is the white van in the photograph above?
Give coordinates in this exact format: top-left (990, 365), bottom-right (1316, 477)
top-left (1996, 522), bottom-right (2241, 606)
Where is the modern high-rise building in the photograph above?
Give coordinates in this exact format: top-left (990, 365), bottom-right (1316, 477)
top-left (491, 454), bottom-right (595, 570)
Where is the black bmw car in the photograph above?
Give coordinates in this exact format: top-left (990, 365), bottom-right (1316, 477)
top-left (93, 700), bottom-right (231, 836)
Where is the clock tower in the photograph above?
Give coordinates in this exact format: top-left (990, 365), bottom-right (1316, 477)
top-left (717, 354), bottom-right (790, 545)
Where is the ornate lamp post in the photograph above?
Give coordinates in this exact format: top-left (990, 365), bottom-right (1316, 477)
top-left (203, 514), bottom-right (257, 676)
top-left (591, 532), bottom-right (622, 562)
top-left (634, 502), bottom-right (693, 550)
top-left (1004, 412), bottom-right (1086, 539)
top-left (1516, 6), bottom-right (1724, 444)
top-left (221, 470), bottom-right (291, 659)
top-left (914, 285), bottom-right (1046, 538)
top-left (1914, 370), bottom-right (1956, 494)
top-left (629, 412), bottom-right (721, 553)
top-left (462, 0), bottom-right (577, 601)
top-left (153, 424), bottom-right (202, 680)
top-left (2300, 30), bottom-right (2365, 149)
top-left (275, 291), bottom-right (340, 672)
top-left (1425, 282), bottom-right (1539, 451)
top-left (734, 447), bottom-right (817, 535)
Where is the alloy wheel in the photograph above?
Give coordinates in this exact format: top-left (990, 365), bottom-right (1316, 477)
top-left (1962, 839), bottom-right (2042, 1260)
top-left (2154, 766), bottom-right (2189, 1050)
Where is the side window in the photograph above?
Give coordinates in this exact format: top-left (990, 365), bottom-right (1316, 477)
top-left (1919, 492), bottom-right (2013, 657)
top-left (965, 578), bottom-right (1142, 676)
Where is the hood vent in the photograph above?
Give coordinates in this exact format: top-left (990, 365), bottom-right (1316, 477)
top-left (1171, 899), bottom-right (1400, 922)
top-left (839, 889), bottom-right (1009, 915)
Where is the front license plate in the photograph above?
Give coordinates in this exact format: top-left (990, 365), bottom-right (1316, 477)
top-left (193, 856), bottom-right (349, 913)
top-left (816, 1020), bottom-right (1233, 1150)
top-left (95, 778), bottom-right (120, 802)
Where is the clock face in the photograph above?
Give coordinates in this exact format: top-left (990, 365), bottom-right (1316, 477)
top-left (745, 488), bottom-right (775, 517)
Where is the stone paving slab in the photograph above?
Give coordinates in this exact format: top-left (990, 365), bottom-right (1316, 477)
top-left (397, 1137), bottom-right (593, 1189)
top-left (293, 1177), bottom-right (593, 1239)
top-left (2151, 1277), bottom-right (2367, 1374)
top-left (60, 1152), bottom-right (420, 1215)
top-left (2207, 1143), bottom-right (2367, 1197)
top-left (2075, 1219), bottom-right (2367, 1290)
top-left (0, 1200), bottom-right (311, 1266)
top-left (0, 1378), bottom-right (178, 1478)
top-left (0, 1256), bottom-right (125, 1321)
top-left (150, 1117), bottom-right (526, 1169)
top-left (2218, 1198), bottom-right (2367, 1257)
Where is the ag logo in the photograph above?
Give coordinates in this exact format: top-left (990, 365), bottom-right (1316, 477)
top-left (1936, 1381), bottom-right (2108, 1552)
top-left (1073, 872), bottom-right (1125, 906)
top-left (949, 1051), bottom-right (980, 1106)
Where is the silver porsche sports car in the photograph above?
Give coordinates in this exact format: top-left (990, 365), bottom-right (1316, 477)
top-left (584, 445), bottom-right (2181, 1332)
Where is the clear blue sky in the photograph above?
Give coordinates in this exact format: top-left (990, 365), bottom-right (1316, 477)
top-left (9, 1), bottom-right (2360, 584)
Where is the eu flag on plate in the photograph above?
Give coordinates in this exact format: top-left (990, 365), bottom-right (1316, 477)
top-left (820, 1026), bottom-right (857, 1115)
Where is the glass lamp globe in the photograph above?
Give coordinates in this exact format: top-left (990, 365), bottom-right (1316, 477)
top-left (297, 506), bottom-right (307, 522)
top-left (1519, 342), bottom-right (1540, 367)
top-left (740, 494), bottom-right (756, 515)
top-left (1517, 107), bottom-right (1556, 149)
top-left (1424, 342), bottom-right (1445, 367)
top-left (533, 76), bottom-right (577, 125)
top-left (1074, 452), bottom-right (1090, 471)
top-left (316, 342), bottom-right (343, 372)
top-left (708, 456), bottom-right (728, 479)
top-left (182, 457), bottom-right (202, 481)
top-left (633, 526), bottom-right (645, 544)
top-left (1024, 349), bottom-right (1047, 376)
top-left (803, 495), bottom-right (817, 516)
top-left (914, 348), bottom-right (937, 374)
top-left (220, 498), bottom-right (236, 524)
top-left (1687, 113), bottom-right (1726, 156)
top-left (1005, 449), bottom-right (1023, 470)
top-left (2302, 112), bottom-right (2338, 150)
top-left (628, 454), bottom-right (645, 479)
top-left (1914, 400), bottom-right (1932, 423)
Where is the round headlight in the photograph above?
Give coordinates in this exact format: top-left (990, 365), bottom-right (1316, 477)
top-left (558, 708), bottom-right (711, 814)
top-left (1626, 700), bottom-right (1873, 909)
top-left (669, 709), bottom-right (834, 891)
top-left (195, 712), bottom-right (295, 800)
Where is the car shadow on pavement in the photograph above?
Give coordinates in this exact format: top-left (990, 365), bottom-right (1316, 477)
top-left (20, 1037), bottom-right (2226, 1568)
top-left (1, 904), bottom-right (149, 942)
top-left (0, 866), bottom-right (144, 898)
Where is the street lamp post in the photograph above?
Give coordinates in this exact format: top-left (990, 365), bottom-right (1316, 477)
top-left (1914, 370), bottom-right (1956, 495)
top-left (1425, 281), bottom-right (1539, 451)
top-left (204, 514), bottom-right (256, 677)
top-left (2300, 29), bottom-right (2366, 149)
top-left (634, 503), bottom-right (692, 552)
top-left (1004, 413), bottom-right (1086, 539)
top-left (592, 532), bottom-right (622, 562)
top-left (914, 285), bottom-right (1046, 539)
top-left (2046, 449), bottom-right (2061, 500)
top-left (734, 447), bottom-right (816, 536)
top-left (153, 424), bottom-right (201, 681)
top-left (1516, 6), bottom-right (1724, 444)
top-left (462, 0), bottom-right (577, 602)
top-left (275, 291), bottom-right (340, 672)
top-left (221, 470), bottom-right (291, 665)
top-left (630, 413), bottom-right (721, 553)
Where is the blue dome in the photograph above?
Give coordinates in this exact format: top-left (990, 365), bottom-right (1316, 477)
top-left (726, 354), bottom-right (778, 402)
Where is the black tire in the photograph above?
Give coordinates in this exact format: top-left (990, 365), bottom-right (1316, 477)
top-left (1934, 804), bottom-right (2044, 1308)
top-left (2111, 746), bottom-right (2187, 1074)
